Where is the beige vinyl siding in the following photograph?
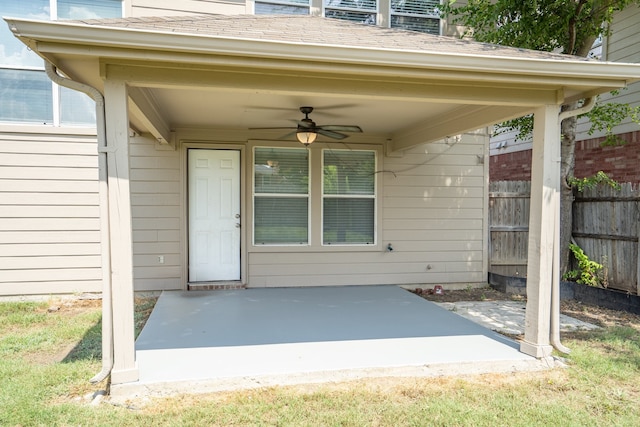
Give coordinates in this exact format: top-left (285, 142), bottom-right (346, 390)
top-left (130, 135), bottom-right (183, 291)
top-left (602, 4), bottom-right (640, 134)
top-left (577, 4), bottom-right (640, 138)
top-left (0, 131), bottom-right (102, 296)
top-left (129, 0), bottom-right (246, 16)
top-left (606, 5), bottom-right (640, 63)
top-left (248, 133), bottom-right (488, 287)
top-left (489, 128), bottom-right (531, 156)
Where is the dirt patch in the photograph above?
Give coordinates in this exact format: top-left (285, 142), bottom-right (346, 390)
top-left (414, 285), bottom-right (640, 331)
top-left (416, 286), bottom-right (524, 303)
top-left (40, 297), bottom-right (102, 317)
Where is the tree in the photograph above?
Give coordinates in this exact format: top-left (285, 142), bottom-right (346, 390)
top-left (442, 0), bottom-right (640, 274)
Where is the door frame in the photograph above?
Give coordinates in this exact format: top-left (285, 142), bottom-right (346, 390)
top-left (181, 142), bottom-right (247, 289)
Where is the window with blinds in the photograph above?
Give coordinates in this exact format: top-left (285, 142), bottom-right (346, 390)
top-left (323, 149), bottom-right (376, 245)
top-left (390, 0), bottom-right (441, 34)
top-left (0, 0), bottom-right (122, 125)
top-left (255, 0), bottom-right (310, 15)
top-left (324, 0), bottom-right (377, 25)
top-left (253, 147), bottom-right (310, 245)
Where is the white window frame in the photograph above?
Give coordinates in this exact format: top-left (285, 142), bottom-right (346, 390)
top-left (250, 143), bottom-right (382, 252)
top-left (321, 148), bottom-right (377, 246)
top-left (252, 146), bottom-right (311, 246)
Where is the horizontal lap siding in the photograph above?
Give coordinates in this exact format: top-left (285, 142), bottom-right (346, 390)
top-left (0, 132), bottom-right (102, 295)
top-left (130, 0), bottom-right (245, 16)
top-left (607, 5), bottom-right (640, 134)
top-left (249, 135), bottom-right (488, 287)
top-left (382, 137), bottom-right (486, 285)
top-left (580, 5), bottom-right (640, 138)
top-left (130, 136), bottom-right (182, 291)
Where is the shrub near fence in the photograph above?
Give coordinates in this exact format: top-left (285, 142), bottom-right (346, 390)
top-left (572, 183), bottom-right (639, 294)
top-left (488, 181), bottom-right (640, 295)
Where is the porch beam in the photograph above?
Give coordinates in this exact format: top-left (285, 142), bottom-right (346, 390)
top-left (103, 79), bottom-right (139, 384)
top-left (520, 104), bottom-right (561, 358)
top-left (103, 63), bottom-right (563, 107)
top-left (389, 105), bottom-right (534, 153)
top-left (128, 87), bottom-right (172, 145)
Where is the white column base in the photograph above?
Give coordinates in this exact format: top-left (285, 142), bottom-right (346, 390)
top-left (110, 365), bottom-right (140, 385)
top-left (520, 341), bottom-right (554, 359)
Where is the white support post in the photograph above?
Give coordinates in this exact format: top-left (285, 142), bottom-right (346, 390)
top-left (520, 104), bottom-right (561, 358)
top-left (103, 79), bottom-right (139, 384)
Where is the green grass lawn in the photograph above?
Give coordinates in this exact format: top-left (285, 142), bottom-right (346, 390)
top-left (1, 297), bottom-right (639, 426)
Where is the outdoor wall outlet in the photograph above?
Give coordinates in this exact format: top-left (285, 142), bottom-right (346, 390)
top-left (158, 255), bottom-right (165, 264)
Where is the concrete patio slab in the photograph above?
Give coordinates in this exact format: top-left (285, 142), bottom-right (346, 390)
top-left (112, 286), bottom-right (556, 397)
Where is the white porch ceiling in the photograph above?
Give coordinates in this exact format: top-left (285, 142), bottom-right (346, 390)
top-left (145, 87), bottom-right (459, 136)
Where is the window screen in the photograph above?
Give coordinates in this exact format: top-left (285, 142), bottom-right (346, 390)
top-left (255, 0), bottom-right (310, 15)
top-left (254, 148), bottom-right (310, 245)
top-left (60, 86), bottom-right (97, 125)
top-left (0, 0), bottom-right (123, 125)
top-left (0, 68), bottom-right (53, 123)
top-left (390, 0), bottom-right (441, 34)
top-left (323, 149), bottom-right (375, 245)
top-left (324, 0), bottom-right (377, 25)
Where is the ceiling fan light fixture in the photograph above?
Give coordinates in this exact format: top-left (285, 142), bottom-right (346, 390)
top-left (250, 106), bottom-right (361, 144)
top-left (296, 130), bottom-right (317, 146)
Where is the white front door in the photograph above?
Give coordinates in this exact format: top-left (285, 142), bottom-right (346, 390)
top-left (188, 149), bottom-right (241, 282)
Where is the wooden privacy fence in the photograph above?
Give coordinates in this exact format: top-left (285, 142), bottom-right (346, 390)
top-left (489, 181), bottom-right (640, 295)
top-left (488, 181), bottom-right (530, 278)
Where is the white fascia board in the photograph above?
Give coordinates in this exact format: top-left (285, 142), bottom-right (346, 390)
top-left (6, 17), bottom-right (640, 86)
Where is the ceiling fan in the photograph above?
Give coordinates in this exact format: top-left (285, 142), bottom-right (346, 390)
top-left (251, 106), bottom-right (363, 146)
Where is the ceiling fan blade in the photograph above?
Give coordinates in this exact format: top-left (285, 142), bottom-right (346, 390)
top-left (249, 127), bottom-right (295, 130)
top-left (318, 129), bottom-right (349, 140)
top-left (278, 131), bottom-right (297, 139)
top-left (319, 125), bottom-right (363, 133)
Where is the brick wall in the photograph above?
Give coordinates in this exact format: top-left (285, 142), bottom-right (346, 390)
top-left (489, 149), bottom-right (532, 181)
top-left (490, 130), bottom-right (640, 182)
top-left (574, 131), bottom-right (640, 182)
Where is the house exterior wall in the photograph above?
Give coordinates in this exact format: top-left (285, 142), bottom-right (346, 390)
top-left (490, 130), bottom-right (640, 182)
top-left (125, 132), bottom-right (489, 291)
top-left (246, 134), bottom-right (489, 287)
top-left (0, 1), bottom-right (480, 296)
top-left (0, 126), bottom-right (492, 296)
top-left (127, 0), bottom-right (246, 16)
top-left (0, 128), bottom-right (102, 295)
top-left (489, 149), bottom-right (532, 181)
top-left (129, 134), bottom-right (184, 291)
top-left (574, 131), bottom-right (640, 182)
top-left (489, 4), bottom-right (640, 182)
top-left (575, 4), bottom-right (640, 141)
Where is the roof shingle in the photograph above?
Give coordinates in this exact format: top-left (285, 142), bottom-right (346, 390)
top-left (68, 14), bottom-right (590, 62)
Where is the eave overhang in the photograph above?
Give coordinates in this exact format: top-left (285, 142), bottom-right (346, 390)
top-left (6, 16), bottom-right (640, 89)
top-left (5, 15), bottom-right (640, 152)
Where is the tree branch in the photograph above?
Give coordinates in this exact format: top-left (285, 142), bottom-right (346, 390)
top-left (567, 0), bottom-right (589, 54)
